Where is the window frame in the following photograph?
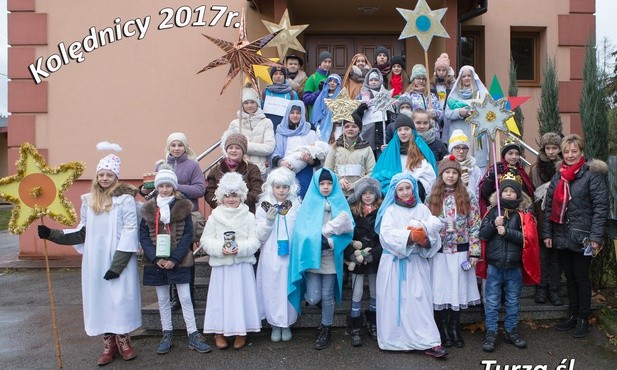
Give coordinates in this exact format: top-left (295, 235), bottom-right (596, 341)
top-left (510, 30), bottom-right (541, 87)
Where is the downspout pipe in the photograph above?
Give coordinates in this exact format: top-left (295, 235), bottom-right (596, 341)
top-left (456, 0), bottom-right (488, 71)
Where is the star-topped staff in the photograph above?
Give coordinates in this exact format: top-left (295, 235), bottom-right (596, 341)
top-left (325, 87), bottom-right (362, 124)
top-left (261, 9), bottom-right (309, 58)
top-left (466, 94), bottom-right (514, 216)
top-left (371, 89), bottom-right (397, 145)
top-left (397, 0), bottom-right (449, 97)
top-left (198, 8), bottom-right (282, 95)
top-left (0, 143), bottom-right (85, 369)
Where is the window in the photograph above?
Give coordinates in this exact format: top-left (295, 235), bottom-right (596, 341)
top-left (510, 31), bottom-right (541, 86)
top-left (460, 27), bottom-right (485, 82)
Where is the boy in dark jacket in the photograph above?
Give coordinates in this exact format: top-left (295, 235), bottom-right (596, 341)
top-left (479, 171), bottom-right (538, 353)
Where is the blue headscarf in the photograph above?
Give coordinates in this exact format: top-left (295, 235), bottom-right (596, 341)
top-left (272, 100), bottom-right (311, 159)
top-left (287, 168), bottom-right (354, 314)
top-left (370, 134), bottom-right (437, 195)
top-left (311, 74), bottom-right (342, 141)
top-left (374, 172), bottom-right (420, 233)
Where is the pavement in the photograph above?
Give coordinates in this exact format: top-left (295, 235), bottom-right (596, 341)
top-left (2, 231), bottom-right (617, 369)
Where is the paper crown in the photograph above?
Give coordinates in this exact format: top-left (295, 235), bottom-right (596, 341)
top-left (500, 170), bottom-right (522, 185)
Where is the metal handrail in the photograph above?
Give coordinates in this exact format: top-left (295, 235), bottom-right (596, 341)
top-left (196, 140), bottom-right (222, 162)
top-left (202, 155), bottom-right (223, 175)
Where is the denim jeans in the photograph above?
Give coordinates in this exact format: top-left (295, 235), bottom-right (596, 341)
top-left (304, 272), bottom-right (336, 326)
top-left (484, 265), bottom-right (522, 332)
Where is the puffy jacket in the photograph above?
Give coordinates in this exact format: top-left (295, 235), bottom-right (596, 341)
top-left (205, 159), bottom-right (263, 214)
top-left (479, 192), bottom-right (532, 269)
top-left (542, 158), bottom-right (609, 252)
top-left (344, 209), bottom-right (382, 275)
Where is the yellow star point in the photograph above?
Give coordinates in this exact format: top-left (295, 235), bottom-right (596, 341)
top-left (397, 0), bottom-right (449, 51)
top-left (0, 143), bottom-right (84, 234)
top-left (325, 88), bottom-right (362, 123)
top-left (261, 9), bottom-right (309, 57)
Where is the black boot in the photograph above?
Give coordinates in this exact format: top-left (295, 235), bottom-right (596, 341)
top-left (556, 315), bottom-right (578, 331)
top-left (315, 325), bottom-right (332, 350)
top-left (548, 290), bottom-right (564, 306)
top-left (435, 310), bottom-right (452, 347)
top-left (505, 327), bottom-right (527, 349)
top-left (364, 309), bottom-right (377, 341)
top-left (449, 310), bottom-right (464, 348)
top-left (572, 318), bottom-right (589, 338)
top-left (170, 285), bottom-right (181, 311)
top-left (534, 286), bottom-right (547, 304)
top-left (350, 316), bottom-right (363, 347)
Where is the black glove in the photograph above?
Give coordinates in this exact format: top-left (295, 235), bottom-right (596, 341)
top-left (38, 225), bottom-right (51, 239)
top-left (103, 270), bottom-right (120, 280)
top-left (318, 80), bottom-right (325, 91)
top-left (321, 235), bottom-right (330, 251)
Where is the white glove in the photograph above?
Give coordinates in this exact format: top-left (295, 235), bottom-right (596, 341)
top-left (266, 207), bottom-right (278, 222)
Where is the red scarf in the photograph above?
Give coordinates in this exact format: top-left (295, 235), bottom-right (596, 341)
top-left (549, 157), bottom-right (585, 224)
top-left (390, 74), bottom-right (403, 97)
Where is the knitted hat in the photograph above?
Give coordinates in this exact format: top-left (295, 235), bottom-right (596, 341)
top-left (500, 137), bottom-right (520, 158)
top-left (242, 86), bottom-right (261, 104)
top-left (448, 129), bottom-right (470, 152)
top-left (375, 46), bottom-right (390, 60)
top-left (318, 168), bottom-right (333, 183)
top-left (96, 141), bottom-right (122, 177)
top-left (284, 54), bottom-right (304, 66)
top-left (438, 155), bottom-right (462, 177)
top-left (214, 172), bottom-right (249, 203)
top-left (224, 132), bottom-right (248, 154)
top-left (350, 102), bottom-right (369, 131)
top-left (499, 170), bottom-right (522, 198)
top-left (397, 96), bottom-right (413, 111)
top-left (154, 164), bottom-right (178, 190)
top-left (166, 132), bottom-right (196, 158)
top-left (391, 56), bottom-right (405, 69)
top-left (395, 113), bottom-right (415, 130)
top-left (434, 53), bottom-right (451, 71)
top-left (539, 132), bottom-right (562, 149)
top-left (269, 66), bottom-right (288, 80)
top-left (410, 64), bottom-right (427, 81)
top-left (318, 51), bottom-right (333, 65)
top-left (347, 177), bottom-right (382, 204)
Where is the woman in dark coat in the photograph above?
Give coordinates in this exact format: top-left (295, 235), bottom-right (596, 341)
top-left (542, 134), bottom-right (609, 338)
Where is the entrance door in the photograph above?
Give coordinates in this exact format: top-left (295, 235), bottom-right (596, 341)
top-left (304, 35), bottom-right (405, 76)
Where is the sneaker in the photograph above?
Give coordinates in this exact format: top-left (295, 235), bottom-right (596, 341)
top-left (534, 287), bottom-right (547, 304)
top-left (548, 291), bottom-right (564, 306)
top-left (271, 326), bottom-right (282, 342)
top-left (505, 328), bottom-right (527, 349)
top-left (281, 327), bottom-right (292, 342)
top-left (571, 318), bottom-right (589, 338)
top-left (188, 331), bottom-right (212, 353)
top-left (157, 330), bottom-right (173, 354)
top-left (482, 331), bottom-right (497, 353)
top-left (424, 345), bottom-right (448, 358)
top-left (556, 315), bottom-right (577, 331)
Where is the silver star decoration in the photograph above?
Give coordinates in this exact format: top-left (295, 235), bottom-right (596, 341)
top-left (465, 94), bottom-right (514, 141)
top-left (397, 0), bottom-right (449, 51)
top-left (371, 89), bottom-right (397, 120)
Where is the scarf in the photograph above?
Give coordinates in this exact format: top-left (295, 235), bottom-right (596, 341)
top-left (399, 141), bottom-right (409, 155)
top-left (390, 74), bottom-right (403, 97)
top-left (376, 62), bottom-right (391, 76)
top-left (458, 88), bottom-right (473, 100)
top-left (458, 155), bottom-right (476, 171)
top-left (395, 194), bottom-right (417, 208)
top-left (549, 157), bottom-right (586, 224)
top-left (312, 75), bottom-right (342, 141)
top-left (156, 195), bottom-right (175, 224)
top-left (273, 100), bottom-right (311, 158)
top-left (224, 158), bottom-right (240, 171)
top-left (417, 128), bottom-right (436, 145)
top-left (265, 81), bottom-right (293, 94)
top-left (288, 71), bottom-right (298, 80)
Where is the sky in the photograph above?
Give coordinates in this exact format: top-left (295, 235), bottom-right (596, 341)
top-left (0, 0), bottom-right (616, 117)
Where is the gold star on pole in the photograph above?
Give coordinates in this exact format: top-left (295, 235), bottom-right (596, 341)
top-left (466, 94), bottom-right (514, 142)
top-left (0, 143), bottom-right (84, 234)
top-left (397, 0), bottom-right (449, 51)
top-left (198, 8), bottom-right (282, 95)
top-left (325, 88), bottom-right (362, 123)
top-left (261, 9), bottom-right (309, 57)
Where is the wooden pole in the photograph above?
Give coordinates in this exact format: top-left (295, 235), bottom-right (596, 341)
top-left (40, 218), bottom-right (63, 368)
top-left (423, 50), bottom-right (430, 98)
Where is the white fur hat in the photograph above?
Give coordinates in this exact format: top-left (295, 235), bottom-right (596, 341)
top-left (214, 172), bottom-right (249, 204)
top-left (96, 141), bottom-right (122, 177)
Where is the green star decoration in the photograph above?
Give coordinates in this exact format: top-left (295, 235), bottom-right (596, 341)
top-left (465, 94), bottom-right (514, 141)
top-left (261, 9), bottom-right (309, 57)
top-left (325, 88), bottom-right (362, 123)
top-left (397, 0), bottom-right (449, 51)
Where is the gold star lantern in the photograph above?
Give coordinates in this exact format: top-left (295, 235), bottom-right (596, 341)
top-left (261, 9), bottom-right (309, 57)
top-left (465, 94), bottom-right (514, 141)
top-left (325, 88), bottom-right (362, 123)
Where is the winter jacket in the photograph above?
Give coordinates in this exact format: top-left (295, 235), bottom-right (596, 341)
top-left (205, 159), bottom-right (263, 214)
top-left (479, 192), bottom-right (533, 270)
top-left (157, 154), bottom-right (205, 211)
top-left (140, 196), bottom-right (194, 286)
top-left (324, 137), bottom-right (376, 197)
top-left (344, 209), bottom-right (382, 275)
top-left (426, 137), bottom-right (448, 162)
top-left (227, 109), bottom-right (275, 175)
top-left (542, 158), bottom-right (609, 252)
top-left (200, 203), bottom-right (260, 267)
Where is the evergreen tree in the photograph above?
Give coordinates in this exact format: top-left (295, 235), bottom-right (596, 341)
top-left (508, 56), bottom-right (524, 137)
top-left (580, 38), bottom-right (609, 161)
top-left (537, 57), bottom-right (562, 135)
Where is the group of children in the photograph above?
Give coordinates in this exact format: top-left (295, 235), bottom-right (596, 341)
top-left (36, 48), bottom-right (574, 366)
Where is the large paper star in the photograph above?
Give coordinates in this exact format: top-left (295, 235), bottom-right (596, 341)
top-left (397, 0), bottom-right (449, 51)
top-left (372, 89), bottom-right (397, 119)
top-left (325, 88), bottom-right (362, 123)
top-left (261, 9), bottom-right (309, 57)
top-left (466, 94), bottom-right (514, 142)
top-left (249, 53), bottom-right (280, 85)
top-left (0, 143), bottom-right (84, 234)
top-left (198, 8), bottom-right (282, 95)
top-left (487, 75), bottom-right (531, 136)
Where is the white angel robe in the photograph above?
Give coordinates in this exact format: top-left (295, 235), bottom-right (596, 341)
top-left (376, 202), bottom-right (443, 351)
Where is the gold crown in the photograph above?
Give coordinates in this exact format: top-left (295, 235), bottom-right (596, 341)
top-left (502, 137), bottom-right (518, 147)
top-left (500, 170), bottom-right (522, 185)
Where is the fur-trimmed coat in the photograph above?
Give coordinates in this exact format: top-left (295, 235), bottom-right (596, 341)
top-left (140, 195), bottom-right (194, 286)
top-left (542, 158), bottom-right (609, 252)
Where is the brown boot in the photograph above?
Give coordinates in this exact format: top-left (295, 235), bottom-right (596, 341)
top-left (115, 334), bottom-right (137, 361)
top-left (233, 335), bottom-right (247, 350)
top-left (96, 334), bottom-right (117, 366)
top-left (214, 334), bottom-right (228, 350)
